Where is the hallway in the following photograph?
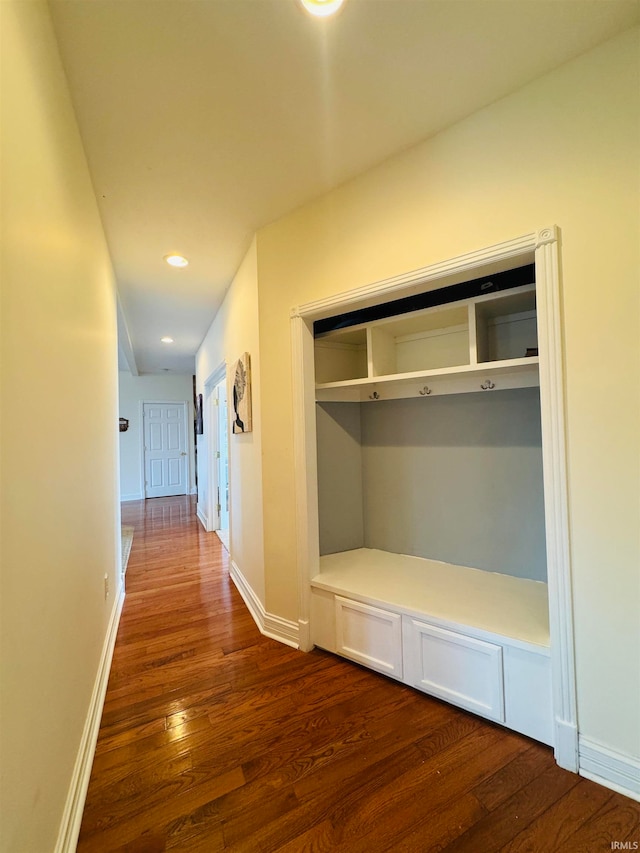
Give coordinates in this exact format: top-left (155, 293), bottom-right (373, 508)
top-left (77, 497), bottom-right (639, 851)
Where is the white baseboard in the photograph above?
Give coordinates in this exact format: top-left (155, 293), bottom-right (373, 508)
top-left (579, 736), bottom-right (640, 802)
top-left (230, 560), bottom-right (299, 649)
top-left (54, 582), bottom-right (126, 852)
top-left (196, 503), bottom-right (208, 530)
top-left (120, 492), bottom-right (143, 502)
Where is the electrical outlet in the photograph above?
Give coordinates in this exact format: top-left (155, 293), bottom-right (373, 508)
top-left (104, 574), bottom-right (109, 600)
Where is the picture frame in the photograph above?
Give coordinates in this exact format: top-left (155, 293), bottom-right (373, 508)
top-left (195, 393), bottom-right (204, 435)
top-left (232, 352), bottom-right (252, 433)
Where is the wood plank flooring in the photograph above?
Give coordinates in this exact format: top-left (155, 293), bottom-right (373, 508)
top-left (78, 495), bottom-right (640, 852)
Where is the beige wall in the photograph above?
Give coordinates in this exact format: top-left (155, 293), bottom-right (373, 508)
top-left (0, 3), bottom-right (119, 850)
top-left (196, 239), bottom-right (265, 602)
top-left (256, 28), bottom-right (640, 756)
top-left (118, 372), bottom-right (196, 500)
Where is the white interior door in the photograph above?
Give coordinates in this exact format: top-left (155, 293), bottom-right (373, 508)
top-left (143, 402), bottom-right (188, 498)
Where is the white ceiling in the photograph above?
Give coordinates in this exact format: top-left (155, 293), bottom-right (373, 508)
top-left (50, 0), bottom-right (639, 375)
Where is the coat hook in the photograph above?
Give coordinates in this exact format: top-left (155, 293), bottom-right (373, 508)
top-left (419, 386), bottom-right (432, 396)
top-left (369, 391), bottom-right (380, 400)
top-left (480, 379), bottom-right (496, 390)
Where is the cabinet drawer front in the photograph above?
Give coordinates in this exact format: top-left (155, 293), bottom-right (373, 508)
top-left (404, 618), bottom-right (504, 722)
top-left (335, 597), bottom-right (403, 679)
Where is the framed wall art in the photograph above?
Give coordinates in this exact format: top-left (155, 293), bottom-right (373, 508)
top-left (232, 352), bottom-right (252, 433)
top-left (195, 393), bottom-right (204, 435)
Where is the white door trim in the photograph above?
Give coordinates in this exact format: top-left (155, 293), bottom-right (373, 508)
top-left (140, 400), bottom-right (190, 498)
top-left (215, 380), bottom-right (230, 549)
top-left (290, 225), bottom-right (578, 771)
top-left (204, 364), bottom-right (228, 535)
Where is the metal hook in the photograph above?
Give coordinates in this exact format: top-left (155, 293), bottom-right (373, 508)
top-left (419, 386), bottom-right (432, 396)
top-left (369, 391), bottom-right (380, 400)
top-left (480, 379), bottom-right (496, 391)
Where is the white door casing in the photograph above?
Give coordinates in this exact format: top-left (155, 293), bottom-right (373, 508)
top-left (208, 389), bottom-right (220, 531)
top-left (143, 402), bottom-right (189, 498)
top-left (216, 380), bottom-right (230, 548)
top-left (204, 363), bottom-right (231, 548)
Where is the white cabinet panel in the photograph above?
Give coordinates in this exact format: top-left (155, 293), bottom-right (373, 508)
top-left (403, 617), bottom-right (505, 722)
top-left (504, 645), bottom-right (553, 745)
top-left (311, 588), bottom-right (337, 653)
top-left (335, 596), bottom-right (402, 679)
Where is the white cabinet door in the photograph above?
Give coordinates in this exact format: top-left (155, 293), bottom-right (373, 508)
top-left (335, 597), bottom-right (403, 679)
top-left (403, 617), bottom-right (505, 722)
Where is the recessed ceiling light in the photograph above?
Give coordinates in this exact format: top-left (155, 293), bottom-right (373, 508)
top-left (164, 254), bottom-right (189, 268)
top-left (298, 0), bottom-right (344, 17)
top-left (161, 336), bottom-right (174, 344)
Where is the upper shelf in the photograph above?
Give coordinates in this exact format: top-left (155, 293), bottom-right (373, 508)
top-left (315, 283), bottom-right (538, 401)
top-left (316, 357), bottom-right (539, 402)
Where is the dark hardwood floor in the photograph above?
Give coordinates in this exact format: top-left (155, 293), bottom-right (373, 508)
top-left (78, 495), bottom-right (640, 852)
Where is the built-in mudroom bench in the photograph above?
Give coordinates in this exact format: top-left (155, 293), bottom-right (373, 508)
top-left (291, 229), bottom-right (577, 769)
top-left (311, 549), bottom-right (552, 744)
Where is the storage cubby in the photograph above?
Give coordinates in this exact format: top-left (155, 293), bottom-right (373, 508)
top-left (474, 285), bottom-right (538, 364)
top-left (369, 304), bottom-right (470, 376)
top-left (314, 282), bottom-right (539, 402)
top-left (314, 327), bottom-right (367, 384)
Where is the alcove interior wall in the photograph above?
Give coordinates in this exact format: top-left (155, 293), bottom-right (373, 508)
top-left (316, 388), bottom-right (547, 582)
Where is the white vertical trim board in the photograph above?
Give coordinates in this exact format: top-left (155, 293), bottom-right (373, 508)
top-left (229, 560), bottom-right (300, 649)
top-left (54, 583), bottom-right (125, 853)
top-left (138, 400), bottom-right (146, 498)
top-left (534, 227), bottom-right (578, 771)
top-left (203, 363), bottom-right (228, 535)
top-left (290, 226), bottom-right (578, 770)
top-left (579, 737), bottom-right (640, 802)
top-left (290, 315), bottom-right (319, 652)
